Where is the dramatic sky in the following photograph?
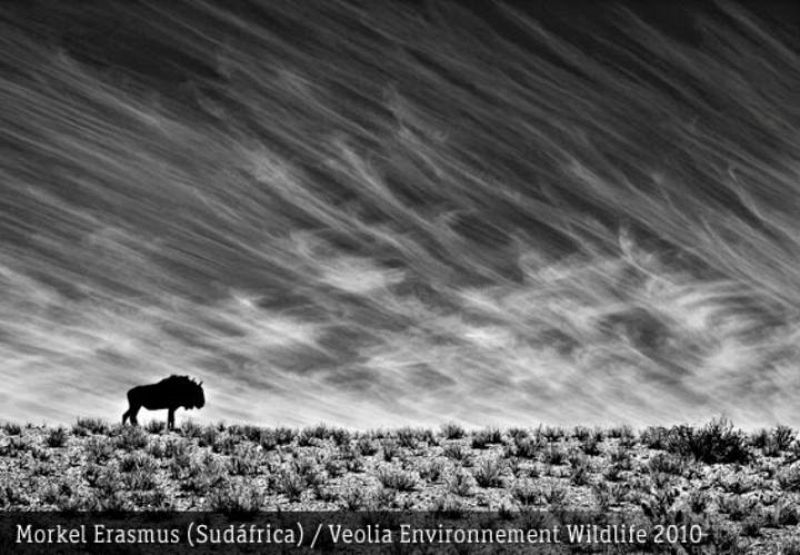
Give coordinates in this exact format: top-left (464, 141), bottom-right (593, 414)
top-left (2, 1), bottom-right (800, 429)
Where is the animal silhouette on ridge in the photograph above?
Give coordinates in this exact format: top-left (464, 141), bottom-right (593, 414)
top-left (122, 375), bottom-right (205, 430)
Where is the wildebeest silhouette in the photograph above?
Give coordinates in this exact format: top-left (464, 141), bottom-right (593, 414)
top-left (122, 375), bottom-right (205, 430)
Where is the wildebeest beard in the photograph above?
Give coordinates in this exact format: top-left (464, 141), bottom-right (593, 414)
top-left (122, 375), bottom-right (205, 430)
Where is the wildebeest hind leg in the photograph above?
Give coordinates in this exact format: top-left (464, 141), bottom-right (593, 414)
top-left (167, 408), bottom-right (175, 431)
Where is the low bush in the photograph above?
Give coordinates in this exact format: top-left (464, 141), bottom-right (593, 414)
top-left (665, 418), bottom-right (750, 464)
top-left (472, 458), bottom-right (505, 488)
top-left (381, 439), bottom-right (400, 462)
top-left (751, 426), bottom-right (793, 456)
top-left (356, 437), bottom-right (379, 456)
top-left (124, 469), bottom-right (158, 490)
top-left (228, 424), bottom-right (264, 443)
top-left (687, 490), bottom-right (710, 514)
top-left (544, 485), bottom-right (567, 506)
top-left (298, 424), bottom-right (331, 446)
top-left (648, 453), bottom-right (685, 475)
top-left (274, 427), bottom-right (296, 446)
top-left (446, 470), bottom-right (476, 497)
top-left (376, 466), bottom-right (419, 491)
top-left (3, 423), bottom-right (22, 436)
top-left (257, 430), bottom-right (278, 451)
top-left (442, 443), bottom-right (468, 461)
top-left (641, 426), bottom-right (670, 450)
top-left (516, 437), bottom-right (542, 459)
top-left (145, 421), bottom-right (165, 434)
top-left (441, 423), bottom-right (465, 440)
top-left (74, 418), bottom-right (108, 435)
top-left (418, 459), bottom-right (445, 483)
top-left (85, 437), bottom-right (114, 463)
top-left (115, 427), bottom-right (148, 451)
top-left (275, 469), bottom-right (306, 501)
top-left (325, 458), bottom-right (347, 478)
top-left (592, 482), bottom-right (624, 509)
top-left (119, 452), bottom-right (158, 473)
top-left (197, 426), bottom-right (219, 448)
top-left (777, 465), bottom-right (800, 492)
top-left (148, 437), bottom-right (190, 460)
top-left (541, 426), bottom-right (566, 442)
top-left (180, 420), bottom-right (203, 438)
top-left (339, 483), bottom-right (370, 510)
top-left (511, 479), bottom-right (540, 505)
top-left (395, 427), bottom-right (420, 449)
top-left (84, 464), bottom-right (122, 496)
top-left (228, 445), bottom-right (263, 476)
top-left (573, 426), bottom-right (591, 441)
top-left (471, 428), bottom-right (502, 449)
top-left (718, 494), bottom-right (754, 522)
top-left (46, 427), bottom-right (68, 448)
top-left (331, 428), bottom-right (352, 447)
top-left (205, 484), bottom-right (264, 514)
top-left (581, 435), bottom-right (601, 456)
top-left (212, 434), bottom-right (239, 455)
top-left (570, 457), bottom-right (592, 486)
top-left (542, 445), bottom-right (567, 465)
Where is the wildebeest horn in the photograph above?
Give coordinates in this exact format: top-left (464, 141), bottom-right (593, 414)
top-left (199, 381), bottom-right (203, 386)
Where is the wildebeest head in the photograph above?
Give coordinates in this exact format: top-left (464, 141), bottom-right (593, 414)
top-left (184, 377), bottom-right (205, 409)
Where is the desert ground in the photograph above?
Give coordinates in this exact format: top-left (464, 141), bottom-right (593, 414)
top-left (1, 418), bottom-right (799, 552)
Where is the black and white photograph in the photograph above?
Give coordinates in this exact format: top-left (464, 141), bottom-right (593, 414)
top-left (1, 0), bottom-right (800, 552)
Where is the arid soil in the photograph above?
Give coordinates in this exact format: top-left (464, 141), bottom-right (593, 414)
top-left (1, 419), bottom-right (799, 553)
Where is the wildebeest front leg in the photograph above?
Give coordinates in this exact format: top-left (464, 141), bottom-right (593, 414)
top-left (123, 405), bottom-right (140, 426)
top-left (167, 408), bottom-right (175, 430)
